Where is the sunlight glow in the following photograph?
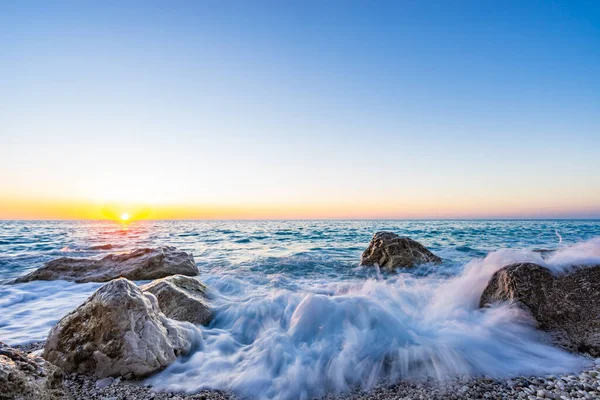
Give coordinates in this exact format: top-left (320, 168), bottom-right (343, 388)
top-left (120, 212), bottom-right (130, 221)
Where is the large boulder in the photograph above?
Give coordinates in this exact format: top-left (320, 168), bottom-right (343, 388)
top-left (15, 246), bottom-right (199, 283)
top-left (0, 341), bottom-right (66, 400)
top-left (360, 232), bottom-right (441, 271)
top-left (43, 278), bottom-right (194, 379)
top-left (480, 263), bottom-right (600, 356)
top-left (141, 275), bottom-right (212, 325)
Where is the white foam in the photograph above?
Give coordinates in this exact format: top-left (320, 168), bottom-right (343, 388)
top-left (148, 241), bottom-right (597, 399)
top-left (544, 237), bottom-right (600, 273)
top-left (0, 280), bottom-right (101, 344)
top-left (3, 238), bottom-right (600, 400)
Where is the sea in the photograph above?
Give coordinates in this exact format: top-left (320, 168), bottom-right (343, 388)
top-left (1, 220), bottom-right (600, 400)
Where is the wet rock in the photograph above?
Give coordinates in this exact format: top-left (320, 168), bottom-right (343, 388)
top-left (90, 244), bottom-right (115, 250)
top-left (43, 278), bottom-right (195, 378)
top-left (15, 246), bottom-right (199, 283)
top-left (0, 341), bottom-right (66, 400)
top-left (141, 275), bottom-right (212, 325)
top-left (480, 262), bottom-right (600, 356)
top-left (95, 377), bottom-right (113, 388)
top-left (360, 232), bottom-right (442, 271)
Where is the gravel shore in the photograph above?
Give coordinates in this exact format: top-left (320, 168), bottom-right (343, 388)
top-left (62, 374), bottom-right (237, 400)
top-left (15, 342), bottom-right (600, 400)
top-left (325, 363), bottom-right (600, 400)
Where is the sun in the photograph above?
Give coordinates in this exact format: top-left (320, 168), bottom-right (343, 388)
top-left (120, 212), bottom-right (130, 221)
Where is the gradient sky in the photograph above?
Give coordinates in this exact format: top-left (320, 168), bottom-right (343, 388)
top-left (1, 0), bottom-right (599, 219)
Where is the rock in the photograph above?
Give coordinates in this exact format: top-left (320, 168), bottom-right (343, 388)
top-left (0, 341), bottom-right (66, 400)
top-left (43, 278), bottom-right (195, 378)
top-left (95, 377), bottom-right (114, 388)
top-left (360, 232), bottom-right (442, 270)
top-left (141, 275), bottom-right (212, 325)
top-left (15, 246), bottom-right (199, 283)
top-left (90, 244), bottom-right (115, 250)
top-left (480, 263), bottom-right (600, 356)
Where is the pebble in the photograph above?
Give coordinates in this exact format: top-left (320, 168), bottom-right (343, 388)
top-left (96, 377), bottom-right (114, 388)
top-left (320, 362), bottom-right (600, 400)
top-left (13, 342), bottom-right (600, 400)
top-left (63, 373), bottom-right (237, 400)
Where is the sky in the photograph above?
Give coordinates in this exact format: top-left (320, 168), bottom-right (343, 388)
top-left (1, 0), bottom-right (599, 220)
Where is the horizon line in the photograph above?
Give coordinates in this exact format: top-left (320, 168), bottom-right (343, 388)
top-left (2, 218), bottom-right (600, 222)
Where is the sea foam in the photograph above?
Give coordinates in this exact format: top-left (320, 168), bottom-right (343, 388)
top-left (1, 220), bottom-right (599, 400)
top-left (148, 241), bottom-right (600, 400)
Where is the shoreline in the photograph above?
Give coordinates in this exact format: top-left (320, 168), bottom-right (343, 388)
top-left (15, 342), bottom-right (600, 400)
top-left (4, 229), bottom-right (600, 400)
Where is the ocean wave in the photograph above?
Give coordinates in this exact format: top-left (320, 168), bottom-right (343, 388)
top-left (0, 280), bottom-right (101, 344)
top-left (148, 239), bottom-right (600, 399)
top-left (1, 221), bottom-right (599, 400)
top-left (543, 237), bottom-right (600, 273)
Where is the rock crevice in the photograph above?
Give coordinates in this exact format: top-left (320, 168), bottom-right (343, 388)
top-left (43, 278), bottom-right (195, 378)
top-left (141, 274), bottom-right (212, 325)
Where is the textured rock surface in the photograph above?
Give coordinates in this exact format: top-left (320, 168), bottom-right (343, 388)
top-left (360, 232), bottom-right (442, 270)
top-left (141, 275), bottom-right (212, 325)
top-left (43, 278), bottom-right (195, 378)
top-left (480, 262), bottom-right (600, 356)
top-left (15, 246), bottom-right (199, 283)
top-left (0, 341), bottom-right (66, 400)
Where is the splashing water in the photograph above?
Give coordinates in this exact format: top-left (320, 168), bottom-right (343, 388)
top-left (0, 220), bottom-right (599, 400)
top-left (148, 247), bottom-right (590, 400)
top-left (556, 229), bottom-right (563, 244)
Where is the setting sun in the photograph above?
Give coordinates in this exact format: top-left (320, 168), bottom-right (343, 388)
top-left (120, 212), bottom-right (130, 221)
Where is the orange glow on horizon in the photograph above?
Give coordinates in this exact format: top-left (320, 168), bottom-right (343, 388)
top-left (0, 195), bottom-right (598, 220)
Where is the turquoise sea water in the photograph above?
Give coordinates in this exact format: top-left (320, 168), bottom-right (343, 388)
top-left (1, 220), bottom-right (600, 399)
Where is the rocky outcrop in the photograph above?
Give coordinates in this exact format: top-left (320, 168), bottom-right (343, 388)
top-left (0, 341), bottom-right (66, 400)
top-left (141, 275), bottom-right (212, 325)
top-left (480, 263), bottom-right (600, 356)
top-left (15, 246), bottom-right (199, 283)
top-left (43, 278), bottom-right (195, 378)
top-left (360, 232), bottom-right (442, 271)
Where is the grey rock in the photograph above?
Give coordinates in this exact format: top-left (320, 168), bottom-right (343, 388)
top-left (360, 232), bottom-right (442, 271)
top-left (43, 278), bottom-right (195, 378)
top-left (480, 262), bottom-right (600, 356)
top-left (90, 244), bottom-right (115, 250)
top-left (96, 377), bottom-right (114, 388)
top-left (15, 246), bottom-right (199, 283)
top-left (141, 275), bottom-right (212, 325)
top-left (0, 341), bottom-right (66, 400)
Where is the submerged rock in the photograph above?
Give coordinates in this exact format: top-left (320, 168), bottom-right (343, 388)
top-left (360, 231), bottom-right (442, 270)
top-left (0, 341), bottom-right (66, 400)
top-left (15, 246), bottom-right (199, 283)
top-left (89, 244), bottom-right (115, 250)
top-left (480, 262), bottom-right (600, 356)
top-left (141, 274), bottom-right (212, 325)
top-left (43, 278), bottom-right (195, 378)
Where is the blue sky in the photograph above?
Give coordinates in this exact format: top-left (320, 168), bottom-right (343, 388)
top-left (1, 1), bottom-right (599, 219)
